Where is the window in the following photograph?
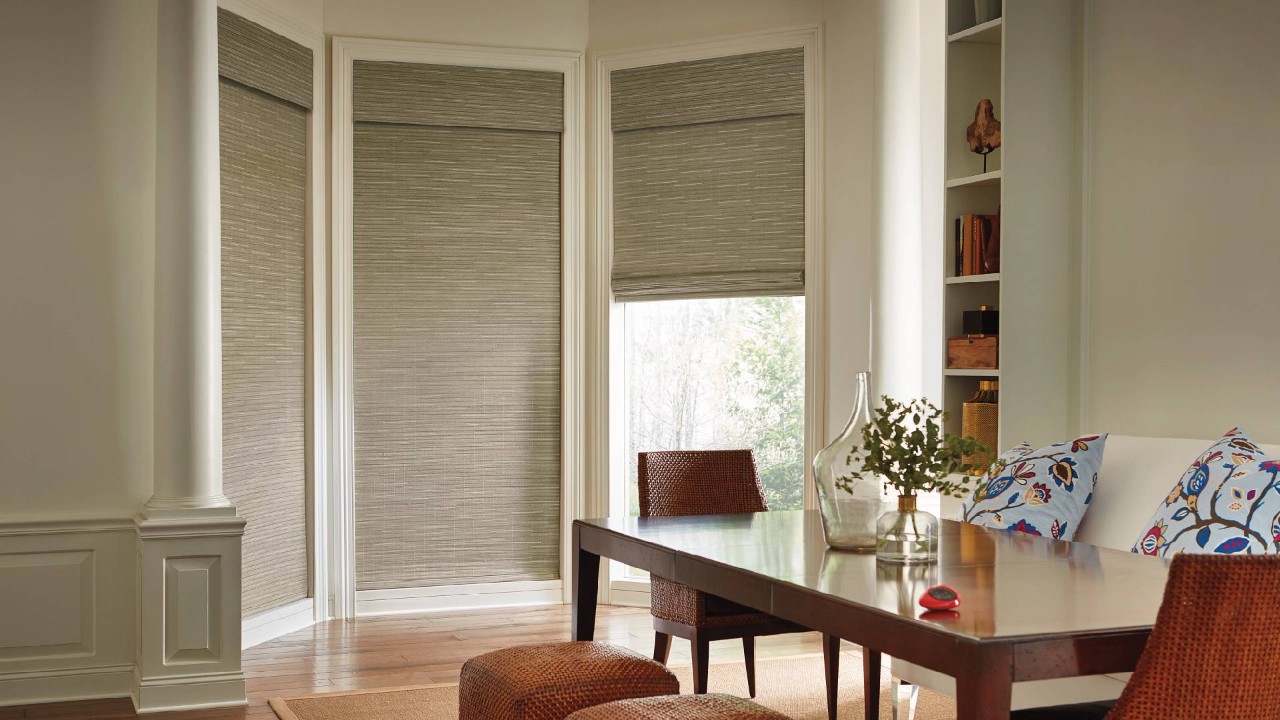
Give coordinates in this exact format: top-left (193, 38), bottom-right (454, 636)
top-left (604, 43), bottom-right (811, 589)
top-left (621, 296), bottom-right (806, 514)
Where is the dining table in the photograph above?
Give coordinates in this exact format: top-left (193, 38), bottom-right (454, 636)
top-left (570, 510), bottom-right (1169, 720)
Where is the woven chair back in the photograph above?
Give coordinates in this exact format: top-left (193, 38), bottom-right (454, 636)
top-left (637, 450), bottom-right (767, 518)
top-left (1109, 554), bottom-right (1280, 720)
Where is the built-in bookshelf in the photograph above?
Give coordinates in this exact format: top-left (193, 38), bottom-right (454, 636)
top-left (941, 0), bottom-right (1080, 452)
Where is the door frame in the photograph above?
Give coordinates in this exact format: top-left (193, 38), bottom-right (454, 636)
top-left (329, 37), bottom-right (585, 617)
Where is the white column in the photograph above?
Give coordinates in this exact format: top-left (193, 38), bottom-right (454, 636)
top-left (150, 0), bottom-right (229, 512)
top-left (136, 1), bottom-right (245, 712)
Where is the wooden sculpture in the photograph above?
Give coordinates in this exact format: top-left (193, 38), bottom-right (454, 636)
top-left (966, 98), bottom-right (1001, 172)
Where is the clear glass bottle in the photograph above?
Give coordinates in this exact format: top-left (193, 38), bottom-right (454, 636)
top-left (812, 371), bottom-right (891, 551)
top-left (876, 493), bottom-right (940, 564)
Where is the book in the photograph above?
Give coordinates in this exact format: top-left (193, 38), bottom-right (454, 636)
top-left (957, 212), bottom-right (1000, 276)
top-left (954, 217), bottom-right (964, 276)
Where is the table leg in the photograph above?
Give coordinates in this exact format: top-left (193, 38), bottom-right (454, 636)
top-left (861, 644), bottom-right (881, 720)
top-left (955, 643), bottom-right (1013, 720)
top-left (571, 524), bottom-right (600, 641)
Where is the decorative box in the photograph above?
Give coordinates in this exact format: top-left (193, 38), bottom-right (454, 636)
top-left (962, 305), bottom-right (999, 336)
top-left (947, 336), bottom-right (998, 369)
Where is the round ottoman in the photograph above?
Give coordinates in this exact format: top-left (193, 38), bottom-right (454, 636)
top-left (459, 641), bottom-right (680, 720)
top-left (566, 693), bottom-right (792, 719)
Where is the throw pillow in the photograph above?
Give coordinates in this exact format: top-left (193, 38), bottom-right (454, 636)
top-left (1133, 428), bottom-right (1280, 557)
top-left (961, 434), bottom-right (1108, 541)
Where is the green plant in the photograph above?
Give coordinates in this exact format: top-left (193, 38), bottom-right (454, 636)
top-left (838, 396), bottom-right (987, 498)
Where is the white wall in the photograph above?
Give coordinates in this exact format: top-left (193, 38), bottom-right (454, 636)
top-left (823, 0), bottom-right (881, 431)
top-left (0, 1), bottom-right (155, 703)
top-left (0, 0), bottom-right (157, 522)
top-left (324, 0), bottom-right (587, 49)
top-left (1082, 0), bottom-right (1280, 444)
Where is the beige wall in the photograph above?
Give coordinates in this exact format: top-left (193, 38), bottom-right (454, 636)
top-left (588, 0), bottom-right (822, 52)
top-left (324, 0), bottom-right (587, 49)
top-left (1083, 0), bottom-right (1280, 444)
top-left (0, 0), bottom-right (157, 521)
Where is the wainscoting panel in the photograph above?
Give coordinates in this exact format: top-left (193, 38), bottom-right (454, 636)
top-left (164, 556), bottom-right (222, 664)
top-left (0, 520), bottom-right (135, 706)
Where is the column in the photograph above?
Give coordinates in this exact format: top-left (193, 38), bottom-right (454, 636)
top-left (135, 0), bottom-right (245, 712)
top-left (150, 0), bottom-right (230, 513)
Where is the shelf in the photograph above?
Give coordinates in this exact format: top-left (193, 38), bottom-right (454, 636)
top-left (946, 170), bottom-right (1002, 189)
top-left (944, 369), bottom-right (1000, 377)
top-left (945, 273), bottom-right (1001, 285)
top-left (948, 18), bottom-right (1003, 46)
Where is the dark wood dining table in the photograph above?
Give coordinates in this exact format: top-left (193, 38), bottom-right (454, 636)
top-left (571, 510), bottom-right (1169, 720)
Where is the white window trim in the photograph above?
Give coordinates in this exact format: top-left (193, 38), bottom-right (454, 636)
top-left (329, 37), bottom-right (586, 617)
top-left (588, 26), bottom-right (827, 601)
top-left (216, 0), bottom-right (330, 635)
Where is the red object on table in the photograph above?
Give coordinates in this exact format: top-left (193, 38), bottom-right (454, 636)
top-left (919, 585), bottom-right (960, 611)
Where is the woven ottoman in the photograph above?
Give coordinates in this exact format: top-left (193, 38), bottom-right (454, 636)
top-left (566, 693), bottom-right (792, 719)
top-left (459, 642), bottom-right (680, 720)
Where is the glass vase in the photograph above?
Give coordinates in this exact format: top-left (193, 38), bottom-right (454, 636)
top-left (876, 494), bottom-right (940, 564)
top-left (812, 371), bottom-right (891, 551)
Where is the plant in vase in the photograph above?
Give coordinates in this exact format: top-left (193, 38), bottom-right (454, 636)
top-left (841, 397), bottom-right (987, 564)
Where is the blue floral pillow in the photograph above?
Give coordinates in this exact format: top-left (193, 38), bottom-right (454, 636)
top-left (961, 434), bottom-right (1108, 541)
top-left (1133, 428), bottom-right (1280, 557)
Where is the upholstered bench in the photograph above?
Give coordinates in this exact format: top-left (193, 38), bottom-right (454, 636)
top-left (567, 693), bottom-right (792, 719)
top-left (459, 642), bottom-right (680, 720)
top-left (893, 433), bottom-right (1280, 716)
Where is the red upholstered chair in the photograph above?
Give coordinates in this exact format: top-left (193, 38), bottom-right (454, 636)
top-left (1012, 553), bottom-right (1280, 720)
top-left (639, 450), bottom-right (839, 717)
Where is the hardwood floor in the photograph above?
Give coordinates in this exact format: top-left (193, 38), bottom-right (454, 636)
top-left (3, 604), bottom-right (856, 719)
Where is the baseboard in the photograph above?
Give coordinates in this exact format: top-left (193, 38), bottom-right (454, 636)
top-left (0, 663), bottom-right (133, 707)
top-left (608, 579), bottom-right (652, 608)
top-left (243, 597), bottom-right (316, 649)
top-left (356, 579), bottom-right (563, 616)
top-left (132, 668), bottom-right (247, 714)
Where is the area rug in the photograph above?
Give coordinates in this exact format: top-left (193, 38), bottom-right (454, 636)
top-left (269, 654), bottom-right (957, 720)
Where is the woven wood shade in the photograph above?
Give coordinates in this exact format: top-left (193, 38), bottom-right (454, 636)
top-left (351, 62), bottom-right (563, 590)
top-left (217, 9), bottom-right (313, 110)
top-left (353, 61), bottom-right (563, 132)
top-left (610, 49), bottom-right (805, 301)
top-left (218, 13), bottom-right (312, 617)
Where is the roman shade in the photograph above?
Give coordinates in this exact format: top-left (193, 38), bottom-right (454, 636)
top-left (352, 60), bottom-right (563, 590)
top-left (610, 48), bottom-right (806, 301)
top-left (218, 10), bottom-right (312, 617)
top-left (217, 9), bottom-right (313, 110)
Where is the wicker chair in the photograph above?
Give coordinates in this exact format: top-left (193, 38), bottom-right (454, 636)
top-left (639, 450), bottom-right (839, 716)
top-left (1012, 553), bottom-right (1280, 720)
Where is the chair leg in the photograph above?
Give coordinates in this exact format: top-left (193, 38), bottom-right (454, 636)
top-left (891, 678), bottom-right (919, 720)
top-left (862, 645), bottom-right (881, 720)
top-left (653, 631), bottom-right (672, 665)
top-left (690, 630), bottom-right (710, 694)
top-left (822, 634), bottom-right (841, 720)
top-left (743, 635), bottom-right (757, 698)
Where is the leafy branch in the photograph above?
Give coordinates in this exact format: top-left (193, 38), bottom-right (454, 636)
top-left (838, 396), bottom-right (988, 498)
